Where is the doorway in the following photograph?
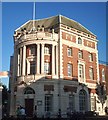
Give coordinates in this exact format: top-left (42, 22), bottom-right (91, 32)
top-left (25, 99), bottom-right (34, 117)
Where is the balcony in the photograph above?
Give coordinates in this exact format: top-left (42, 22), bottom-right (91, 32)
top-left (16, 31), bottom-right (58, 45)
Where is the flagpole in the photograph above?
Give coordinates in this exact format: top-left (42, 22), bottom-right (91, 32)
top-left (33, 2), bottom-right (36, 31)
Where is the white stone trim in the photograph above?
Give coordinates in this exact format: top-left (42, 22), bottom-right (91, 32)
top-left (22, 45), bottom-right (26, 76)
top-left (62, 39), bottom-right (97, 53)
top-left (16, 40), bottom-right (57, 49)
top-left (96, 51), bottom-right (99, 83)
top-left (27, 59), bottom-right (30, 75)
top-left (59, 25), bottom-right (63, 78)
top-left (56, 45), bottom-right (58, 78)
top-left (61, 28), bottom-right (97, 42)
top-left (76, 85), bottom-right (90, 111)
top-left (41, 44), bottom-right (44, 74)
top-left (52, 45), bottom-right (55, 77)
top-left (37, 44), bottom-right (40, 74)
top-left (78, 60), bottom-right (86, 84)
top-left (17, 51), bottom-right (20, 76)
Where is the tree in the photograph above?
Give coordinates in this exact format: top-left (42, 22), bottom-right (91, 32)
top-left (2, 85), bottom-right (8, 117)
top-left (95, 83), bottom-right (107, 111)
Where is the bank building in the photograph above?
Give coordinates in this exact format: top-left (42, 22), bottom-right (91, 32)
top-left (9, 15), bottom-right (107, 117)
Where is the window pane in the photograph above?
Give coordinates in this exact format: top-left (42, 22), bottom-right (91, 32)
top-left (44, 62), bottom-right (50, 74)
top-left (102, 69), bottom-right (105, 81)
top-left (69, 95), bottom-right (75, 111)
top-left (89, 67), bottom-right (94, 80)
top-left (30, 61), bottom-right (36, 74)
top-left (78, 50), bottom-right (83, 59)
top-left (79, 90), bottom-right (86, 111)
top-left (67, 64), bottom-right (72, 76)
top-left (44, 46), bottom-right (50, 54)
top-left (29, 46), bottom-right (36, 55)
top-left (79, 64), bottom-right (84, 78)
top-left (67, 48), bottom-right (72, 56)
top-left (89, 53), bottom-right (93, 61)
top-left (78, 37), bottom-right (82, 44)
top-left (45, 95), bottom-right (53, 112)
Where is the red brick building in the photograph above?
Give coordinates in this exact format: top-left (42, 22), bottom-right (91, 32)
top-left (9, 15), bottom-right (107, 117)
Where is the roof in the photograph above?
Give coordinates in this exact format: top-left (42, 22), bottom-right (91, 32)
top-left (15, 15), bottom-right (96, 36)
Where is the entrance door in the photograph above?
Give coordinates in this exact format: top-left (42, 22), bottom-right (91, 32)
top-left (25, 99), bottom-right (34, 117)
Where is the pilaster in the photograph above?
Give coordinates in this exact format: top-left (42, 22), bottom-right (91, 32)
top-left (22, 45), bottom-right (26, 76)
top-left (37, 44), bottom-right (40, 74)
top-left (52, 45), bottom-right (55, 77)
top-left (41, 44), bottom-right (44, 74)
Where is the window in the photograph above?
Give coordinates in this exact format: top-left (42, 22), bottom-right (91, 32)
top-left (89, 67), bottom-right (94, 80)
top-left (89, 53), bottom-right (93, 61)
top-left (66, 34), bottom-right (68, 39)
top-left (45, 94), bottom-right (53, 112)
top-left (67, 63), bottom-right (72, 76)
top-left (29, 46), bottom-right (36, 55)
top-left (79, 64), bottom-right (84, 78)
top-left (78, 50), bottom-right (83, 59)
top-left (79, 90), bottom-right (87, 112)
top-left (44, 46), bottom-right (50, 54)
top-left (30, 61), bottom-right (36, 75)
top-left (91, 97), bottom-right (96, 111)
top-left (44, 62), bottom-right (50, 74)
top-left (67, 48), bottom-right (72, 56)
top-left (78, 37), bottom-right (82, 44)
top-left (69, 95), bottom-right (75, 111)
top-left (102, 68), bottom-right (105, 81)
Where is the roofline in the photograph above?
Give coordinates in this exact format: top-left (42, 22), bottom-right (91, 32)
top-left (15, 20), bottom-right (31, 32)
top-left (15, 14), bottom-right (97, 37)
top-left (99, 60), bottom-right (108, 66)
top-left (31, 14), bottom-right (59, 22)
top-left (60, 14), bottom-right (96, 36)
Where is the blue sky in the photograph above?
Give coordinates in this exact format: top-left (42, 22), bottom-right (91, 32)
top-left (2, 2), bottom-right (106, 87)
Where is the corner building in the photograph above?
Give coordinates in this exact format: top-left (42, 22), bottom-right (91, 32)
top-left (9, 15), bottom-right (105, 117)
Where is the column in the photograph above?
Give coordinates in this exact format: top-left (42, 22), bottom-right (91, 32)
top-left (56, 45), bottom-right (58, 77)
top-left (0, 85), bottom-right (3, 120)
top-left (17, 49), bottom-right (19, 76)
top-left (41, 44), bottom-right (44, 74)
top-left (52, 44), bottom-right (55, 76)
top-left (27, 59), bottom-right (30, 75)
top-left (37, 44), bottom-right (40, 74)
top-left (22, 45), bottom-right (26, 76)
top-left (20, 47), bottom-right (22, 76)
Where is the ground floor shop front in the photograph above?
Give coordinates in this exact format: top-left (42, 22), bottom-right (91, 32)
top-left (9, 79), bottom-right (107, 118)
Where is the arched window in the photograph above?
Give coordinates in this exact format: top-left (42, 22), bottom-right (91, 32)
top-left (78, 37), bottom-right (82, 44)
top-left (79, 89), bottom-right (87, 111)
top-left (24, 87), bottom-right (35, 94)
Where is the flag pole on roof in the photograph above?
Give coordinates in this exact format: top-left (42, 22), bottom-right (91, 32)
top-left (33, 1), bottom-right (36, 31)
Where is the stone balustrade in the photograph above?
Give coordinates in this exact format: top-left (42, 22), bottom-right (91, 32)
top-left (16, 32), bottom-right (58, 45)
